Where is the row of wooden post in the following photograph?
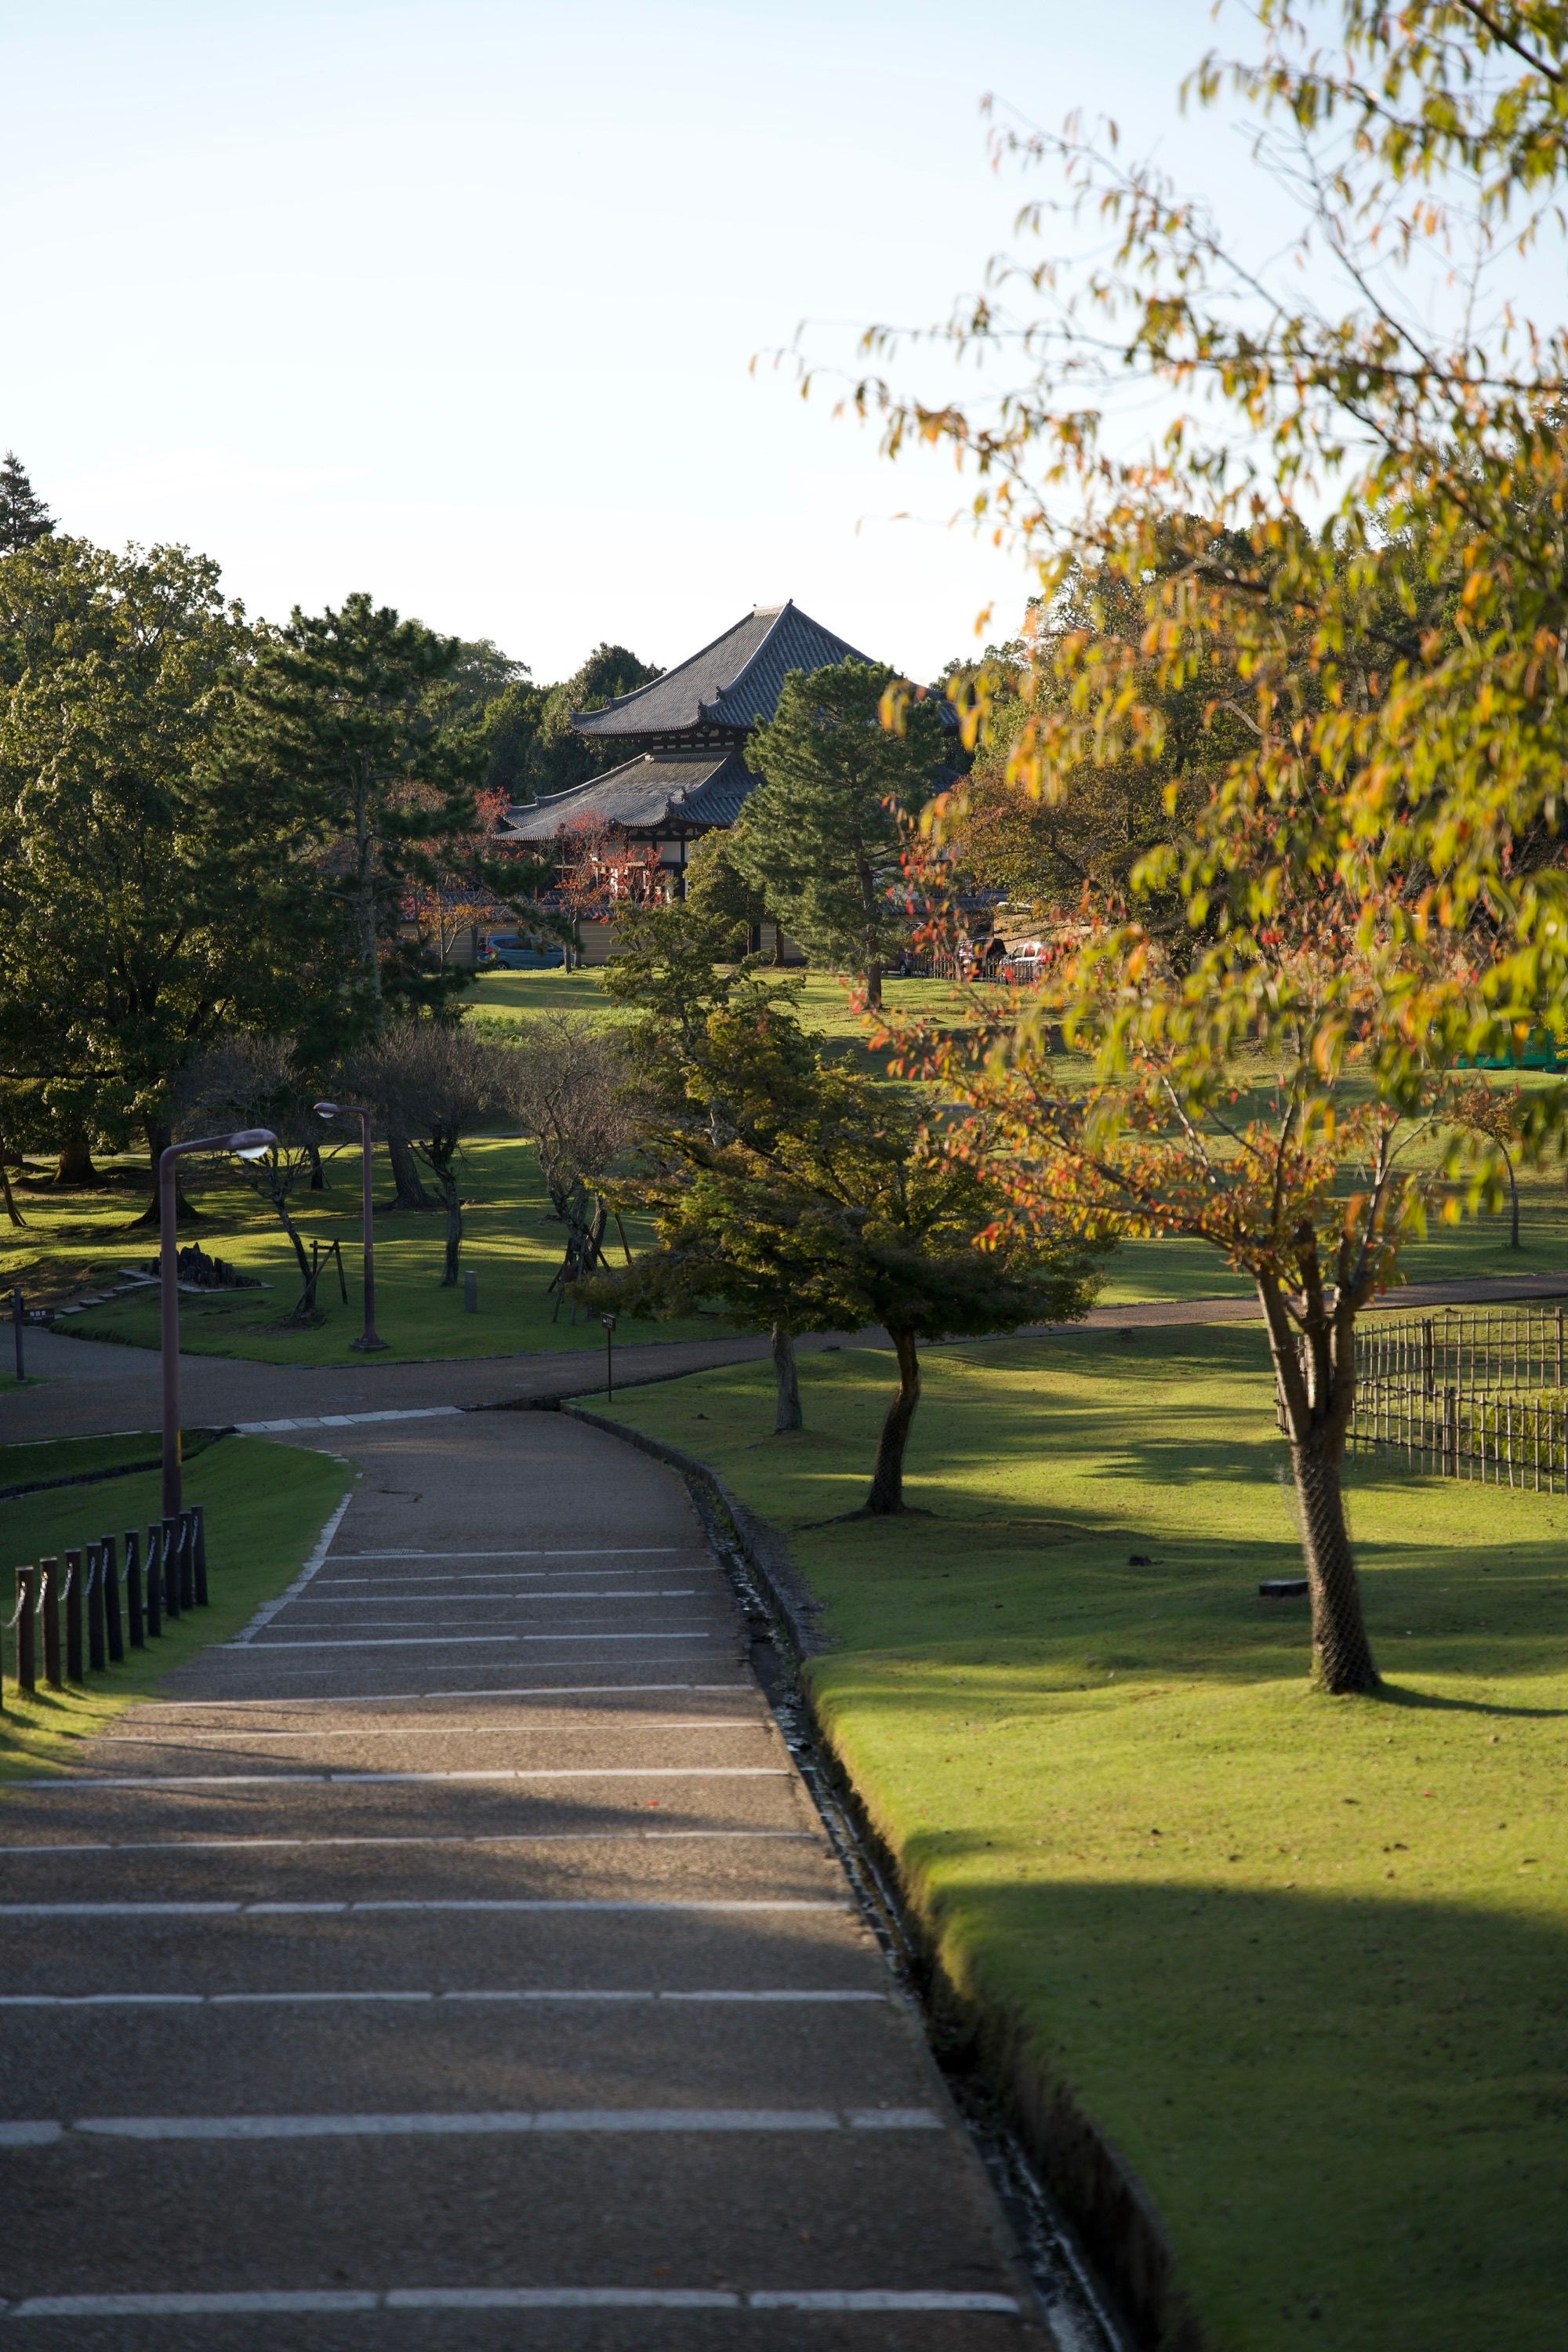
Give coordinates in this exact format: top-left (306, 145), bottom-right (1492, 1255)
top-left (5, 1508), bottom-right (206, 1704)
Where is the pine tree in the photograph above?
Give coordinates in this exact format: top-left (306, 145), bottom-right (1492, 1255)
top-left (733, 661), bottom-right (949, 1007)
top-left (0, 452), bottom-right (53, 553)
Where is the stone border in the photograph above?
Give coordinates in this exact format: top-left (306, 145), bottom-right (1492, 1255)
top-left (562, 1399), bottom-right (1204, 2352)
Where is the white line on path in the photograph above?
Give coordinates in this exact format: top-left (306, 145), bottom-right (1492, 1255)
top-left (0, 2288), bottom-right (1020, 2318)
top-left (330, 1548), bottom-right (683, 1560)
top-left (316, 1569), bottom-right (715, 1584)
top-left (284, 1591), bottom-right (702, 1604)
top-left (0, 1829), bottom-right (814, 1853)
top-left (11, 1766), bottom-right (786, 1790)
top-left (0, 1897), bottom-right (847, 1917)
top-left (225, 1633), bottom-right (725, 1651)
top-left (0, 1988), bottom-right (881, 2009)
top-left (95, 1720), bottom-right (760, 1743)
top-left (230, 1492), bottom-right (352, 1647)
top-left (111, 1684), bottom-right (753, 1709)
top-left (1, 2107), bottom-right (943, 2145)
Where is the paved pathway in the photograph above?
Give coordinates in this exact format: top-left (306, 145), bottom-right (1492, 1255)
top-left (0, 1410), bottom-right (1051, 2347)
top-left (9, 1265), bottom-right (1568, 1450)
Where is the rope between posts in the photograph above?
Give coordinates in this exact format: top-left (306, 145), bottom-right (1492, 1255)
top-left (56, 1562), bottom-right (73, 1605)
top-left (31, 1569), bottom-right (47, 1615)
top-left (2, 1581), bottom-right (26, 1632)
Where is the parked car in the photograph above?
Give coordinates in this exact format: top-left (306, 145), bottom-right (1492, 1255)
top-left (485, 932), bottom-right (567, 970)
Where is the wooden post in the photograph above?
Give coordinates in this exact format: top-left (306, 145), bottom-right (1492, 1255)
top-left (64, 1548), bottom-right (84, 1682)
top-left (86, 1544), bottom-right (107, 1672)
top-left (125, 1530), bottom-right (144, 1649)
top-left (40, 1557), bottom-right (61, 1688)
top-left (14, 1566), bottom-right (37, 1694)
top-left (161, 1517), bottom-right (181, 1621)
top-left (143, 1525), bottom-right (162, 1640)
top-left (101, 1535), bottom-right (123, 1663)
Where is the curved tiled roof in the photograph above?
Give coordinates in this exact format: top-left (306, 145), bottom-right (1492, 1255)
top-left (572, 601), bottom-right (872, 739)
top-left (503, 750), bottom-right (757, 840)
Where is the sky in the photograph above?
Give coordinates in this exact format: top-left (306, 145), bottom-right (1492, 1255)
top-left (1, 2), bottom-right (1276, 684)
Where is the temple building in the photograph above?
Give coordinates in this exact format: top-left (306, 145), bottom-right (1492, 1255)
top-left (503, 601), bottom-right (873, 906)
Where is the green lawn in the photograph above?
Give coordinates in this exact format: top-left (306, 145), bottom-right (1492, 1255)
top-left (593, 1327), bottom-right (1568, 2352)
top-left (0, 1137), bottom-right (736, 1367)
top-left (0, 1431), bottom-right (178, 1494)
top-left (0, 1434), bottom-right (349, 1780)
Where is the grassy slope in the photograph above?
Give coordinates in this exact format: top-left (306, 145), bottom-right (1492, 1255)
top-left (0, 1434), bottom-right (350, 1780)
top-left (596, 1329), bottom-right (1568, 2352)
top-left (0, 1432), bottom-right (168, 1490)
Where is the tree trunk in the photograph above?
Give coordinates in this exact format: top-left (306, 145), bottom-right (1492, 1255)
top-left (1504, 1147), bottom-right (1520, 1248)
top-left (771, 1322), bottom-right (802, 1434)
top-left (862, 958), bottom-right (884, 1012)
top-left (1259, 1274), bottom-right (1381, 1697)
top-left (273, 1199), bottom-right (319, 1318)
top-left (1290, 1439), bottom-right (1381, 1695)
top-left (0, 1142), bottom-right (27, 1229)
top-left (126, 1120), bottom-right (201, 1230)
top-left (386, 1134), bottom-right (435, 1210)
top-left (864, 1327), bottom-right (920, 1514)
top-left (307, 1143), bottom-right (328, 1194)
top-left (436, 1167), bottom-right (462, 1286)
top-left (53, 1131), bottom-right (99, 1188)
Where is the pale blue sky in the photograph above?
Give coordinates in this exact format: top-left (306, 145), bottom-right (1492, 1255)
top-left (2, 2), bottom-right (1262, 681)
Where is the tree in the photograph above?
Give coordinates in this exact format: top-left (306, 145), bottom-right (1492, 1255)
top-left (0, 537), bottom-right (308, 1221)
top-left (1450, 1080), bottom-right (1526, 1252)
top-left (683, 829), bottom-right (771, 958)
top-left (906, 874), bottom-right (1466, 1692)
top-left (734, 660), bottom-right (948, 1007)
top-left (0, 452), bottom-right (53, 554)
top-left (345, 1022), bottom-right (508, 1286)
top-left (499, 1014), bottom-right (633, 1310)
top-left (531, 643), bottom-right (662, 798)
top-left (177, 1037), bottom-right (345, 1319)
top-left (226, 593), bottom-right (488, 1207)
top-left (593, 954), bottom-right (1100, 1492)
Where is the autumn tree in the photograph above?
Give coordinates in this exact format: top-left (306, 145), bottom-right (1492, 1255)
top-left (177, 1037), bottom-right (345, 1318)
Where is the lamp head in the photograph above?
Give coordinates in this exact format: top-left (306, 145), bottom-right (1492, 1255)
top-left (601, 1312), bottom-right (617, 1331)
top-left (313, 1100), bottom-right (340, 1120)
top-left (228, 1127), bottom-right (278, 1162)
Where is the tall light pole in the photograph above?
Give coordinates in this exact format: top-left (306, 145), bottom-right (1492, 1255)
top-left (314, 1102), bottom-right (388, 1354)
top-left (160, 1129), bottom-right (276, 1518)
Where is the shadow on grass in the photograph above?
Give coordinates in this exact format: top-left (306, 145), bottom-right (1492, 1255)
top-left (906, 1863), bottom-right (1567, 2352)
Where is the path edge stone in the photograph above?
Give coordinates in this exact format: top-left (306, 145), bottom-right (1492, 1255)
top-left (560, 1400), bottom-right (1203, 2352)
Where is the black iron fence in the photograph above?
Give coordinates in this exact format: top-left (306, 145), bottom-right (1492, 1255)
top-left (4, 1507), bottom-right (208, 1705)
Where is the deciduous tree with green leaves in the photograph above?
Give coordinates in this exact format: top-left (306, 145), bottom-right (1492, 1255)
top-left (0, 537), bottom-right (310, 1216)
top-left (733, 660), bottom-right (948, 1007)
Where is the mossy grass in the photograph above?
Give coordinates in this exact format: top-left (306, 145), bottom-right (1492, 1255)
top-left (0, 1434), bottom-right (349, 1781)
top-left (596, 1327), bottom-right (1568, 2352)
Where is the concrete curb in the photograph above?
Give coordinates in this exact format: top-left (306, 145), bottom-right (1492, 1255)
top-left (562, 1397), bottom-right (1204, 2352)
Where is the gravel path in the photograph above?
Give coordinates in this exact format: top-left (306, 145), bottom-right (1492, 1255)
top-left (0, 1410), bottom-right (1051, 2346)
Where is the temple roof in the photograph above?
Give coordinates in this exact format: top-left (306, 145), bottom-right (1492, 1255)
top-left (503, 750), bottom-right (757, 841)
top-left (572, 601), bottom-right (871, 739)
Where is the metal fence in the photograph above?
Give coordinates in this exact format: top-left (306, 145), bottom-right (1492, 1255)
top-left (1345, 1305), bottom-right (1568, 1491)
top-left (4, 1507), bottom-right (208, 1704)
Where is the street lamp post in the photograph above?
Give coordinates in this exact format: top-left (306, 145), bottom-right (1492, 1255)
top-left (160, 1130), bottom-right (277, 1519)
top-left (601, 1312), bottom-right (616, 1402)
top-left (314, 1102), bottom-right (388, 1354)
